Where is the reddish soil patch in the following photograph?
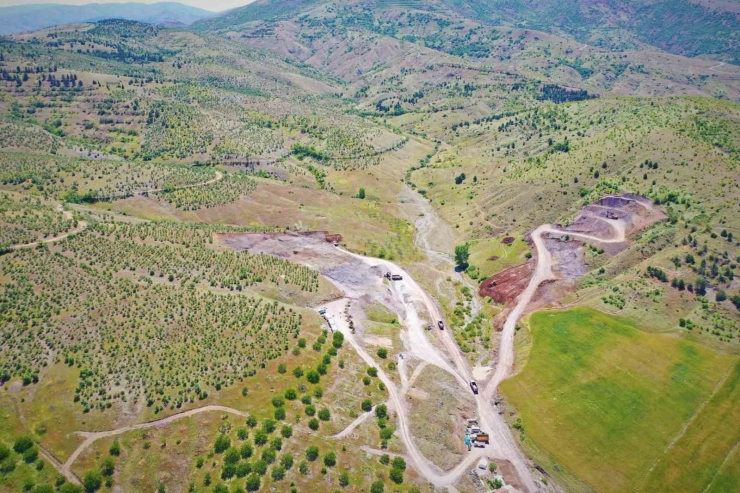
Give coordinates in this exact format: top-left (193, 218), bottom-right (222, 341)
top-left (216, 230), bottom-right (341, 245)
top-left (487, 255), bottom-right (500, 261)
top-left (478, 262), bottom-right (534, 304)
top-left (501, 236), bottom-right (515, 245)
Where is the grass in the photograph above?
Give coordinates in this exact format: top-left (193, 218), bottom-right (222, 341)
top-left (467, 233), bottom-right (530, 279)
top-left (640, 359), bottom-right (740, 492)
top-left (500, 307), bottom-right (736, 493)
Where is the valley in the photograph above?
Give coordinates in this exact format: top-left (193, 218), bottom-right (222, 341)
top-left (0, 1), bottom-right (739, 492)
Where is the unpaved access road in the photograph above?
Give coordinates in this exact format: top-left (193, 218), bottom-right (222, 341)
top-left (62, 406), bottom-right (248, 480)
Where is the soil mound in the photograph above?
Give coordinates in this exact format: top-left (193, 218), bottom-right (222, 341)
top-left (478, 262), bottom-right (534, 303)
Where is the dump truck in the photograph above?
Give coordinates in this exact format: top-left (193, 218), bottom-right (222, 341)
top-left (470, 381), bottom-right (479, 394)
top-left (475, 432), bottom-right (490, 444)
top-left (438, 320), bottom-right (445, 330)
top-left (391, 274), bottom-right (403, 281)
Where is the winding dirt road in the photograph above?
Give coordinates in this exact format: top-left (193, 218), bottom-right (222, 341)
top-left (62, 405), bottom-right (248, 480)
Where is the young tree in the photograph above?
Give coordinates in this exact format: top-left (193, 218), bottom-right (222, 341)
top-left (82, 470), bottom-right (102, 492)
top-left (323, 451), bottom-right (336, 467)
top-left (305, 446), bottom-right (319, 461)
top-left (454, 244), bottom-right (470, 270)
top-left (245, 473), bottom-right (260, 492)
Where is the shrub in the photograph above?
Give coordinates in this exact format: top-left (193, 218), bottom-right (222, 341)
top-left (240, 443), bottom-right (253, 459)
top-left (214, 435), bottom-right (230, 454)
top-left (109, 441), bottom-right (120, 456)
top-left (252, 459), bottom-right (268, 475)
top-left (254, 430), bottom-right (268, 446)
top-left (367, 367), bottom-right (378, 377)
top-left (370, 480), bottom-right (384, 493)
top-left (274, 407), bottom-right (286, 420)
top-left (284, 389), bottom-right (297, 400)
top-left (389, 467), bottom-right (404, 484)
top-left (305, 405), bottom-right (316, 416)
top-left (13, 435), bottom-right (34, 454)
top-left (361, 399), bottom-right (372, 412)
top-left (271, 465), bottom-right (285, 481)
top-left (224, 447), bottom-right (240, 465)
top-left (100, 458), bottom-right (115, 476)
top-left (0, 444), bottom-right (9, 461)
top-left (375, 404), bottom-right (388, 419)
top-left (245, 473), bottom-right (260, 491)
top-left (318, 408), bottom-right (331, 421)
top-left (379, 454), bottom-right (390, 465)
top-left (82, 470), bottom-right (102, 492)
top-left (323, 451), bottom-right (336, 467)
top-left (305, 446), bottom-right (319, 461)
top-left (246, 416), bottom-right (257, 428)
top-left (339, 472), bottom-right (350, 487)
top-left (236, 428), bottom-right (248, 440)
top-left (235, 462), bottom-right (251, 478)
top-left (280, 453), bottom-right (294, 470)
top-left (221, 464), bottom-right (235, 480)
top-left (306, 370), bottom-right (320, 384)
top-left (281, 425), bottom-right (293, 439)
top-left (271, 396), bottom-right (284, 408)
top-left (392, 457), bottom-right (406, 471)
top-left (376, 348), bottom-right (387, 359)
top-left (262, 419), bottom-right (276, 433)
top-left (308, 418), bottom-right (320, 430)
top-left (261, 448), bottom-right (276, 464)
top-left (23, 446), bottom-right (38, 463)
top-left (293, 367), bottom-right (304, 378)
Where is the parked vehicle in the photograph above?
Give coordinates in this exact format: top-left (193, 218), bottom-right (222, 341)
top-left (391, 274), bottom-right (403, 281)
top-left (318, 307), bottom-right (327, 315)
top-left (470, 381), bottom-right (479, 394)
top-left (475, 432), bottom-right (490, 444)
top-left (438, 320), bottom-right (445, 330)
top-left (384, 272), bottom-right (391, 280)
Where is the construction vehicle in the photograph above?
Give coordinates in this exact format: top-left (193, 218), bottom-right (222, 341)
top-left (470, 381), bottom-right (479, 394)
top-left (438, 320), bottom-right (445, 330)
top-left (391, 274), bottom-right (403, 281)
top-left (318, 307), bottom-right (327, 315)
top-left (384, 272), bottom-right (391, 280)
top-left (475, 432), bottom-right (490, 444)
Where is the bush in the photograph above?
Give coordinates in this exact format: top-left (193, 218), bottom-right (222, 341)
top-left (13, 435), bottom-right (34, 454)
top-left (379, 454), bottom-right (390, 465)
top-left (274, 407), bottom-right (286, 420)
top-left (318, 408), bottom-right (331, 421)
top-left (392, 457), bottom-right (406, 471)
top-left (323, 451), bottom-right (336, 467)
top-left (375, 404), bottom-right (388, 419)
top-left (371, 480), bottom-right (385, 493)
top-left (361, 399), bottom-right (372, 412)
top-left (235, 462), bottom-right (251, 478)
top-left (224, 447), bottom-right (240, 465)
top-left (716, 290), bottom-right (727, 302)
top-left (306, 370), bottom-right (320, 384)
top-left (240, 443), bottom-right (253, 459)
top-left (109, 441), bottom-right (120, 456)
top-left (236, 427), bottom-right (248, 440)
top-left (281, 425), bottom-right (293, 438)
top-left (339, 472), bottom-right (350, 487)
top-left (367, 367), bottom-right (378, 377)
top-left (380, 427), bottom-right (394, 440)
top-left (245, 473), bottom-right (260, 492)
top-left (246, 416), bottom-right (257, 428)
top-left (389, 467), bottom-right (404, 484)
top-left (293, 367), bottom-right (304, 378)
top-left (305, 405), bottom-right (316, 417)
top-left (261, 448), bottom-right (276, 464)
top-left (214, 435), bottom-right (230, 454)
top-left (280, 453), bottom-right (294, 470)
top-left (271, 396), bottom-right (284, 408)
top-left (23, 446), bottom-right (38, 463)
top-left (100, 458), bottom-right (115, 476)
top-left (272, 465), bottom-right (286, 481)
top-left (252, 459), bottom-right (268, 475)
top-left (284, 389), bottom-right (297, 400)
top-left (305, 446), bottom-right (319, 461)
top-left (262, 419), bottom-right (276, 433)
top-left (254, 430), bottom-right (268, 446)
top-left (376, 348), bottom-right (387, 359)
top-left (82, 470), bottom-right (102, 492)
top-left (308, 418), bottom-right (320, 430)
top-left (221, 464), bottom-right (235, 480)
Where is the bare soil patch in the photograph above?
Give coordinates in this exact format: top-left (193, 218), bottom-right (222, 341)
top-left (479, 262), bottom-right (534, 303)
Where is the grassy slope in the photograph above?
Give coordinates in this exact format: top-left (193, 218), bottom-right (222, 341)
top-left (640, 359), bottom-right (740, 493)
top-left (499, 307), bottom-right (736, 493)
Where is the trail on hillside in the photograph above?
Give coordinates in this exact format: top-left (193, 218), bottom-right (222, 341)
top-left (62, 405), bottom-right (248, 478)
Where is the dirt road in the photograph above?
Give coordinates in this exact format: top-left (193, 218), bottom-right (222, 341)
top-left (63, 405), bottom-right (248, 478)
top-left (7, 220), bottom-right (88, 251)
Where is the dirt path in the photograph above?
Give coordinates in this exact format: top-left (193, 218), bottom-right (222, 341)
top-left (709, 61), bottom-right (725, 71)
top-left (7, 220), bottom-right (88, 251)
top-left (333, 409), bottom-right (375, 439)
top-left (63, 405), bottom-right (248, 477)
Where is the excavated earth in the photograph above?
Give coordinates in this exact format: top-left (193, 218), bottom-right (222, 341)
top-left (479, 194), bottom-right (665, 309)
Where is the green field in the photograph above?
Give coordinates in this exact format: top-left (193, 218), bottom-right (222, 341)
top-left (500, 307), bottom-right (737, 493)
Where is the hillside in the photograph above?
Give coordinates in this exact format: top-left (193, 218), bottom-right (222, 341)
top-left (0, 2), bottom-right (738, 493)
top-left (0, 2), bottom-right (217, 35)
